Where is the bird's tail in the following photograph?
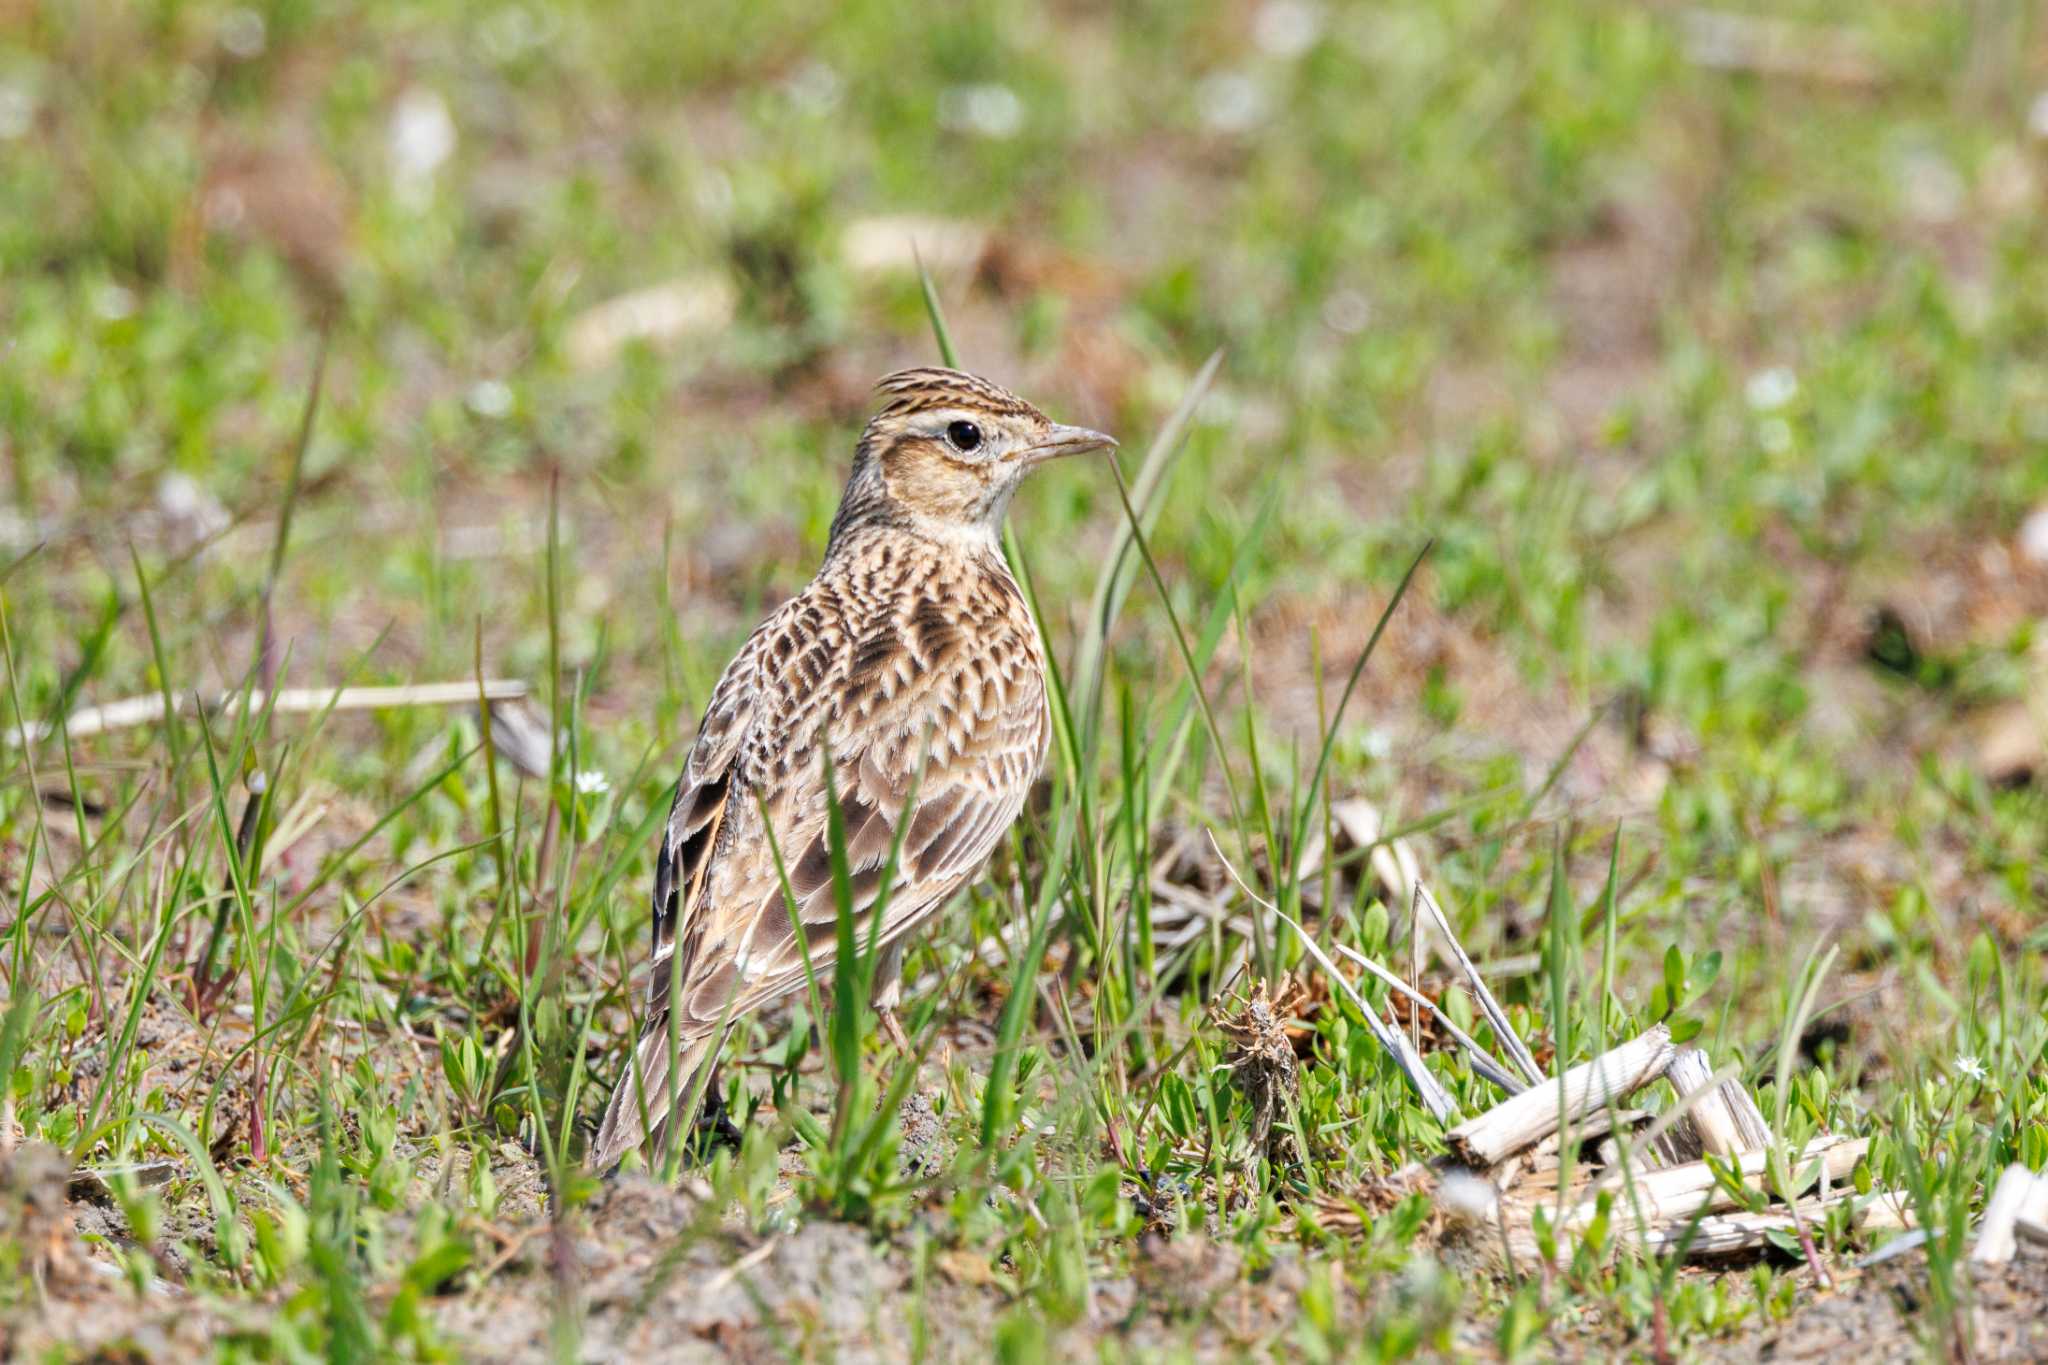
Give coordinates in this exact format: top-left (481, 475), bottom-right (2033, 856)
top-left (589, 1020), bottom-right (718, 1175)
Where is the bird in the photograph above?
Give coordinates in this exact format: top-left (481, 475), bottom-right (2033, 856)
top-left (590, 366), bottom-right (1115, 1173)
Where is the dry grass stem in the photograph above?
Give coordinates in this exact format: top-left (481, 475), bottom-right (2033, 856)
top-left (1328, 941), bottom-right (1528, 1096)
top-left (10, 680), bottom-right (530, 746)
top-left (1415, 884), bottom-right (1545, 1089)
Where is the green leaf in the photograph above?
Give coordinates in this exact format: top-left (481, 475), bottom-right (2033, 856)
top-left (1692, 950), bottom-right (1722, 992)
top-left (405, 1233), bottom-right (473, 1293)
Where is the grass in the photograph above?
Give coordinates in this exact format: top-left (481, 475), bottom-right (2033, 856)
top-left (6, 0), bottom-right (2048, 1358)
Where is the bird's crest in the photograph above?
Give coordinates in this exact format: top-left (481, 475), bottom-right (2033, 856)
top-left (872, 367), bottom-right (1043, 422)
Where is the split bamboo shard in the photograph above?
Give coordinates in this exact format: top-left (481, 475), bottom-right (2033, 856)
top-left (1447, 1025), bottom-right (1677, 1167)
top-left (1662, 1045), bottom-right (1771, 1159)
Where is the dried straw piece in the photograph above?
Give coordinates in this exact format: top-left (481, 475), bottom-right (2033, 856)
top-left (1448, 1026), bottom-right (1676, 1168)
top-left (10, 680), bottom-right (530, 746)
top-left (1506, 1186), bottom-right (1913, 1265)
top-left (2023, 1173), bottom-right (2048, 1237)
top-left (484, 697), bottom-right (556, 779)
top-left (1638, 1188), bottom-right (1912, 1257)
top-left (1546, 1136), bottom-right (1867, 1230)
top-left (1972, 1163), bottom-right (2047, 1266)
top-left (1328, 798), bottom-right (1421, 913)
top-left (1662, 1046), bottom-right (1772, 1159)
top-left (562, 273), bottom-right (735, 370)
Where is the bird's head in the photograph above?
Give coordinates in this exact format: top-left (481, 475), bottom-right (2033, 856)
top-left (828, 368), bottom-right (1115, 551)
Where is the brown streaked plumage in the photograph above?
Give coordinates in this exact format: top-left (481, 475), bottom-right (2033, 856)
top-left (591, 367), bottom-right (1114, 1172)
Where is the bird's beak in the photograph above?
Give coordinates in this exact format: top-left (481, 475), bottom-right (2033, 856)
top-left (1020, 423), bottom-right (1117, 466)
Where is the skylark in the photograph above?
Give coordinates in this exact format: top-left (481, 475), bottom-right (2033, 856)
top-left (591, 367), bottom-right (1114, 1172)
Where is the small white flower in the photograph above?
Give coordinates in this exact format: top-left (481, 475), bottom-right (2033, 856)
top-left (1745, 366), bottom-right (1798, 412)
top-left (938, 83), bottom-right (1024, 140)
top-left (1897, 147), bottom-right (1964, 224)
top-left (466, 379), bottom-right (513, 419)
top-left (1956, 1055), bottom-right (1987, 1082)
top-left (1360, 727), bottom-right (1394, 762)
top-left (219, 8), bottom-right (267, 58)
top-left (388, 88), bottom-right (455, 206)
top-left (574, 770), bottom-right (611, 797)
top-left (0, 82), bottom-right (35, 141)
top-left (1322, 288), bottom-right (1373, 335)
top-left (2018, 505), bottom-right (2048, 567)
top-left (91, 281), bottom-right (137, 322)
top-left (782, 61), bottom-right (842, 115)
top-left (1198, 71), bottom-right (1266, 134)
top-left (1254, 0), bottom-right (1324, 59)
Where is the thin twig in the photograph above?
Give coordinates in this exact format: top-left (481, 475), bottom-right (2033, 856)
top-left (1327, 941), bottom-right (1528, 1096)
top-left (1415, 883), bottom-right (1546, 1088)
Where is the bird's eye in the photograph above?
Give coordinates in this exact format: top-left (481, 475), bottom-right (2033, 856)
top-left (945, 420), bottom-right (983, 453)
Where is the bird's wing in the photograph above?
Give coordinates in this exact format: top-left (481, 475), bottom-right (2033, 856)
top-left (641, 602), bottom-right (790, 1014)
top-left (598, 572), bottom-right (1045, 1172)
top-left (666, 599), bottom-right (1048, 1037)
top-left (595, 604), bottom-right (788, 1173)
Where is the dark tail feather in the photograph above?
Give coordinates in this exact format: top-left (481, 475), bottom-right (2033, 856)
top-left (590, 1021), bottom-right (715, 1174)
